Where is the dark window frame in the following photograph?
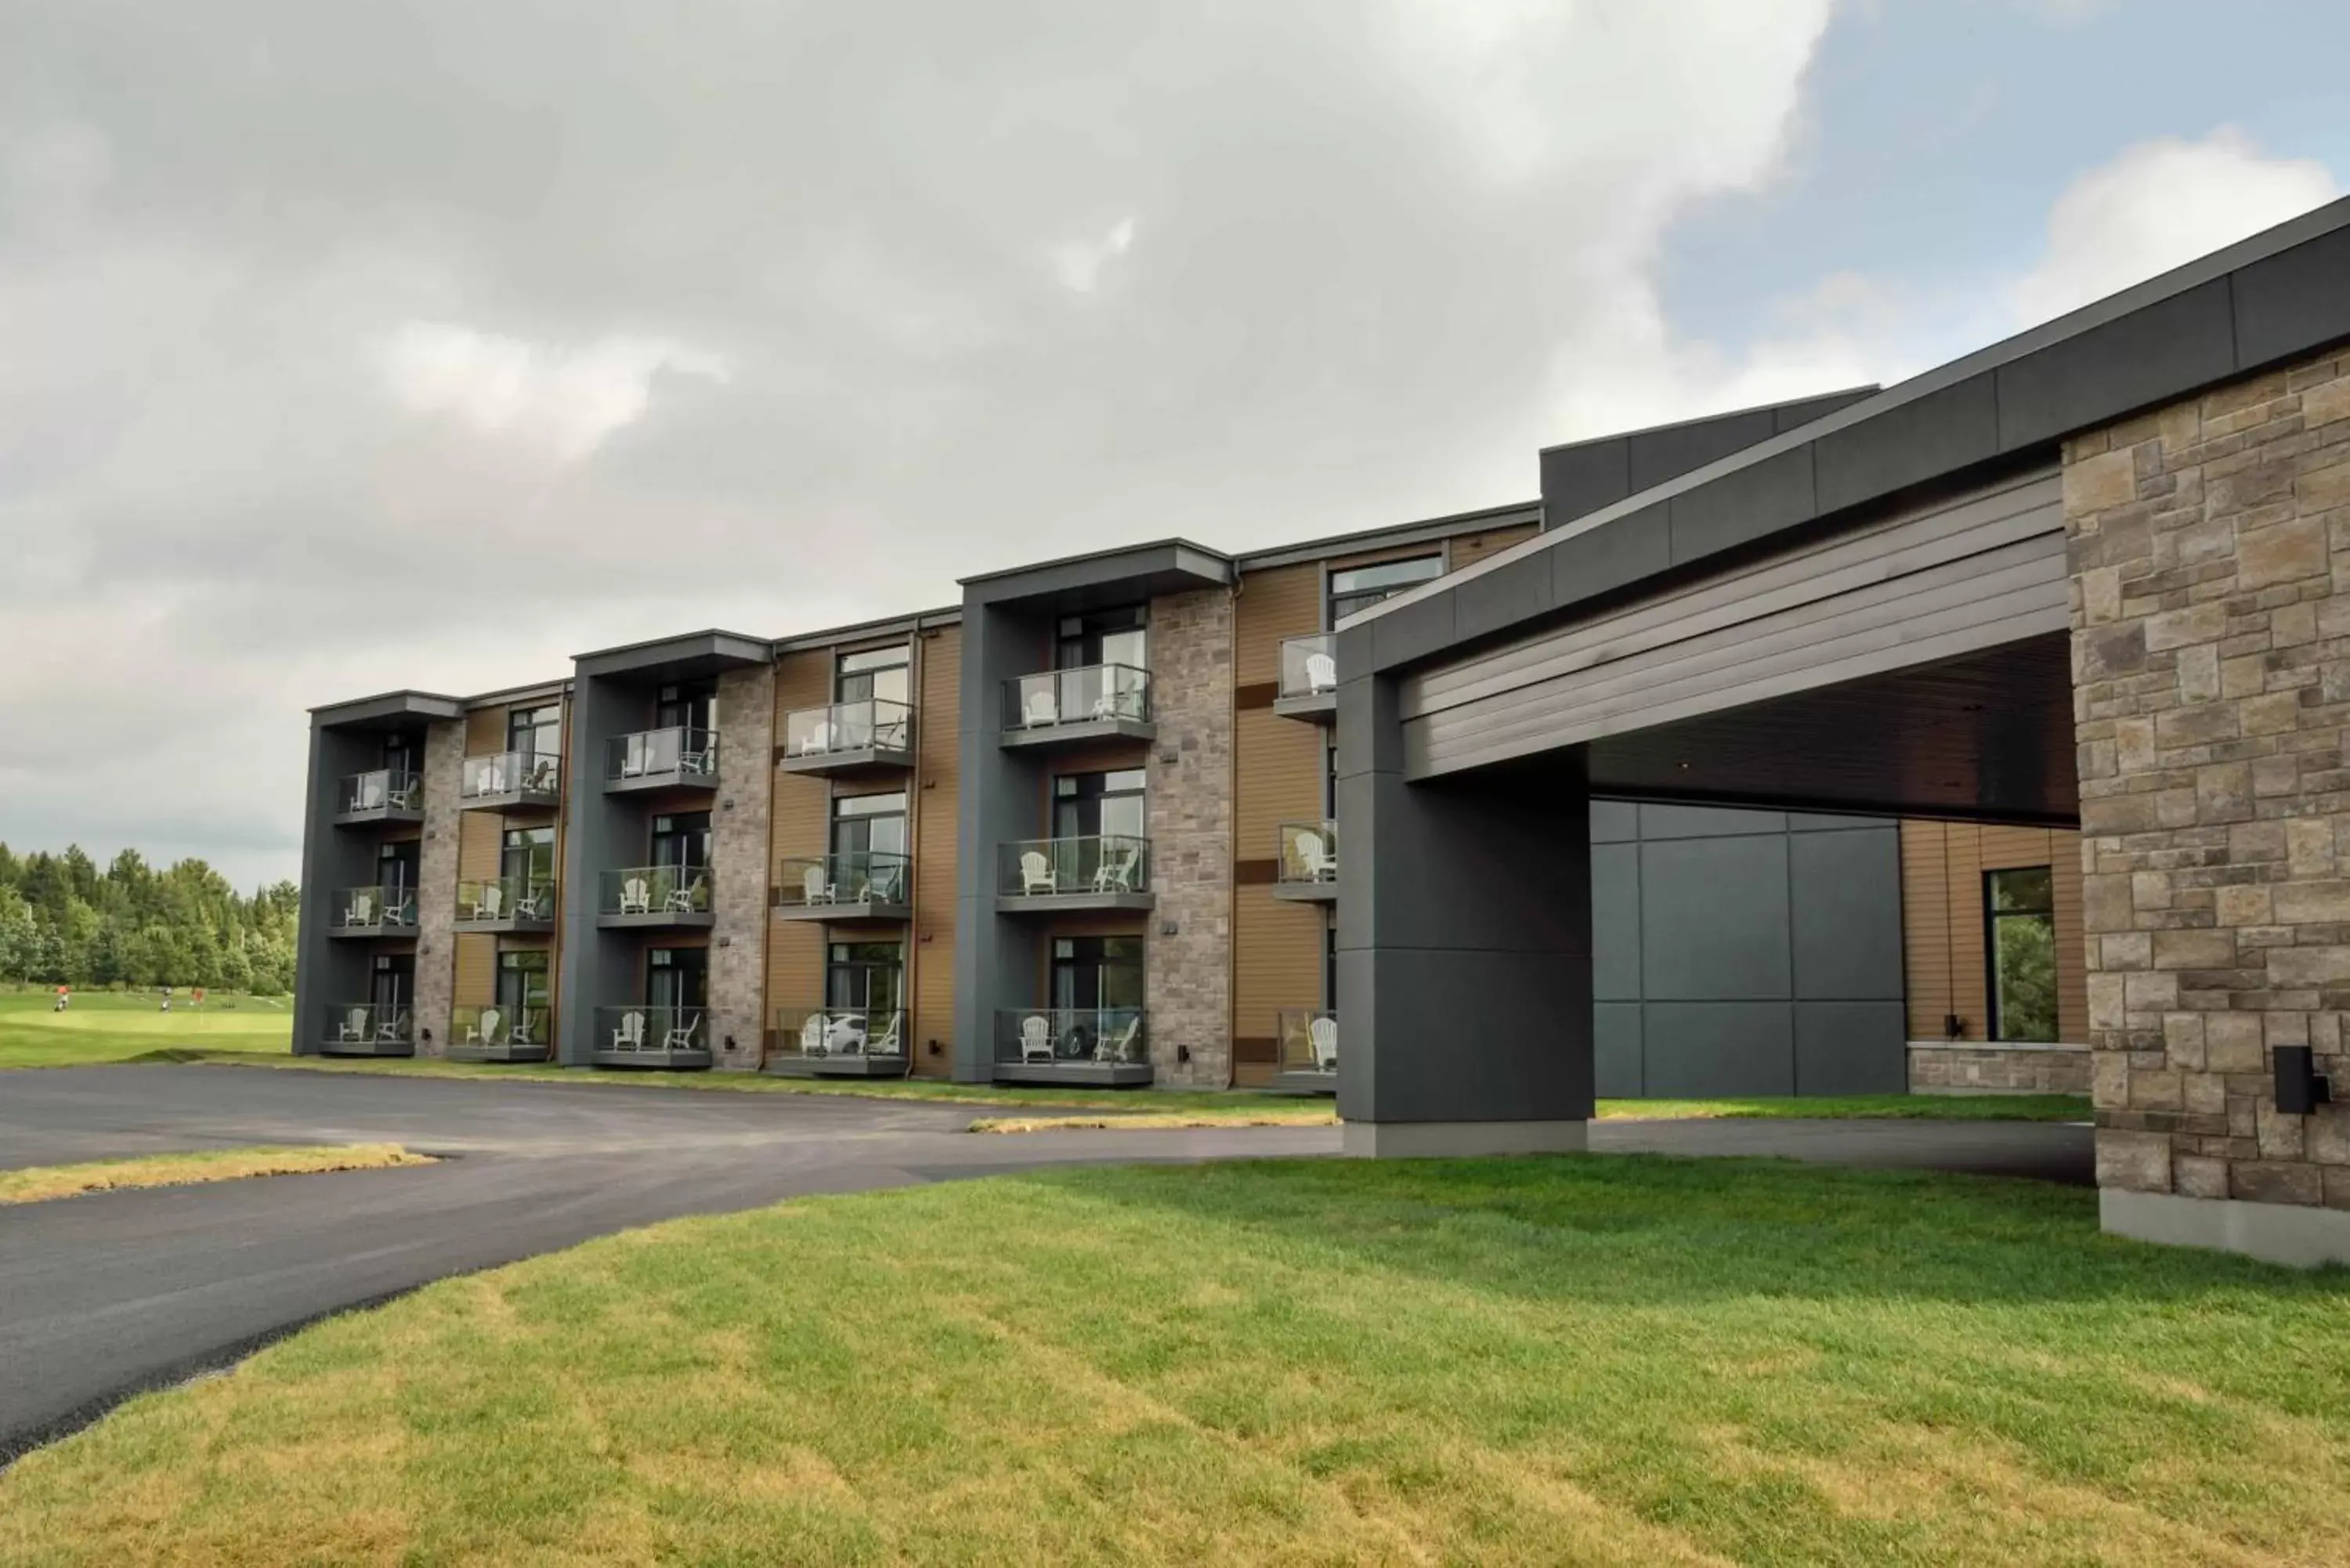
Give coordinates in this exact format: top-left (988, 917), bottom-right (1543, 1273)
top-left (1984, 865), bottom-right (2059, 1044)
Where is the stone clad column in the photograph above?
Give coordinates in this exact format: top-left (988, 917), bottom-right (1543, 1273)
top-left (2070, 346), bottom-right (2350, 1264)
top-left (709, 663), bottom-right (776, 1069)
top-left (1145, 587), bottom-right (1236, 1088)
top-left (411, 718), bottom-right (464, 1058)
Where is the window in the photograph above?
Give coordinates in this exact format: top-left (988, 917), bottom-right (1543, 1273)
top-left (1051, 936), bottom-right (1144, 1013)
top-left (1057, 606), bottom-right (1147, 671)
top-left (646, 946), bottom-right (707, 1010)
top-left (380, 731), bottom-right (421, 776)
top-left (370, 953), bottom-right (414, 1009)
top-left (508, 703), bottom-right (562, 760)
top-left (377, 840), bottom-right (419, 894)
top-left (650, 811), bottom-right (711, 870)
top-left (655, 681), bottom-right (714, 734)
top-left (497, 949), bottom-right (549, 1017)
top-left (831, 791), bottom-right (909, 859)
top-left (1987, 867), bottom-right (2059, 1043)
top-left (826, 941), bottom-right (904, 1015)
top-left (1054, 769), bottom-right (1146, 841)
top-left (1329, 555), bottom-right (1441, 623)
top-left (837, 645), bottom-right (910, 707)
top-left (501, 825), bottom-right (555, 885)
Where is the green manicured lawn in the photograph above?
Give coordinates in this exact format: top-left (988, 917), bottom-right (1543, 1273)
top-left (0, 988), bottom-right (290, 1068)
top-left (0, 1143), bottom-right (430, 1205)
top-left (3, 1157), bottom-right (2341, 1566)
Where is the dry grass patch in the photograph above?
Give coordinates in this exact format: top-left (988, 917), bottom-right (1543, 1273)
top-left (0, 1144), bottom-right (430, 1205)
top-left (970, 1109), bottom-right (1336, 1133)
top-left (6, 1158), bottom-right (2346, 1566)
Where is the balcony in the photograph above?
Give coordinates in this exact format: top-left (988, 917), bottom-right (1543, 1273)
top-left (1000, 663), bottom-right (1153, 748)
top-left (595, 865), bottom-right (714, 930)
top-left (764, 1006), bottom-right (909, 1078)
top-left (454, 876), bottom-right (556, 934)
top-left (1273, 821), bottom-right (1339, 904)
top-left (332, 768), bottom-right (422, 826)
top-left (603, 727), bottom-right (719, 795)
top-left (1273, 1008), bottom-right (1339, 1094)
top-left (1273, 633), bottom-right (1337, 723)
top-left (447, 1005), bottom-right (551, 1064)
top-left (459, 750), bottom-right (562, 812)
top-left (592, 1005), bottom-right (711, 1069)
top-left (774, 852), bottom-right (911, 922)
top-left (319, 1003), bottom-right (413, 1057)
top-left (327, 885), bottom-right (418, 938)
top-left (995, 836), bottom-right (1153, 914)
top-left (993, 1007), bottom-right (1151, 1086)
top-left (776, 699), bottom-right (914, 776)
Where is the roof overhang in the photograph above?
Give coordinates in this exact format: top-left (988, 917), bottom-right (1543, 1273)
top-left (962, 539), bottom-right (1233, 612)
top-left (573, 630), bottom-right (772, 683)
top-left (309, 690), bottom-right (465, 730)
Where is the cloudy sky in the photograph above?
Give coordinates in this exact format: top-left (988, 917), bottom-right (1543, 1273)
top-left (2, 0), bottom-right (2345, 888)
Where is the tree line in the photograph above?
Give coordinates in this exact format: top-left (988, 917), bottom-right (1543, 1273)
top-left (0, 844), bottom-right (298, 993)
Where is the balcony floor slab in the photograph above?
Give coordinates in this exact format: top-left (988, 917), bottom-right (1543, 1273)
top-left (326, 925), bottom-right (419, 940)
top-left (1271, 692), bottom-right (1337, 724)
top-left (992, 1061), bottom-right (1154, 1087)
top-left (451, 916), bottom-right (556, 936)
top-left (995, 891), bottom-right (1155, 915)
top-left (774, 745), bottom-right (916, 777)
top-left (318, 1039), bottom-right (414, 1058)
top-left (602, 772), bottom-right (718, 797)
top-left (772, 900), bottom-right (912, 923)
top-left (457, 789), bottom-right (562, 814)
top-left (331, 806), bottom-right (425, 828)
top-left (999, 717), bottom-right (1155, 750)
top-left (591, 1049), bottom-right (712, 1070)
top-left (762, 1055), bottom-right (911, 1078)
top-left (1269, 1069), bottom-right (1340, 1096)
top-left (594, 911), bottom-right (715, 931)
top-left (446, 1043), bottom-right (553, 1064)
top-left (1271, 880), bottom-right (1338, 905)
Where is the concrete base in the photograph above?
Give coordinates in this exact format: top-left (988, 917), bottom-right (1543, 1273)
top-left (2102, 1187), bottom-right (2350, 1269)
top-left (1342, 1119), bottom-right (1589, 1158)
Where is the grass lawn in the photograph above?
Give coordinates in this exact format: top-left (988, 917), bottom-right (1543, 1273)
top-left (0, 988), bottom-right (290, 1068)
top-left (3, 1158), bottom-right (2341, 1566)
top-left (0, 1143), bottom-right (429, 1205)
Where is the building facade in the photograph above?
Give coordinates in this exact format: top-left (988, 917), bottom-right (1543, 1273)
top-left (295, 398), bottom-right (2096, 1103)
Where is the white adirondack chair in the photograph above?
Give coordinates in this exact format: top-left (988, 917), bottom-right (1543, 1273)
top-left (1018, 1014), bottom-right (1055, 1063)
top-left (1020, 851), bottom-right (1057, 897)
top-left (679, 731), bottom-right (717, 775)
top-left (356, 774), bottom-right (387, 812)
top-left (338, 1006), bottom-right (370, 1045)
top-left (802, 863), bottom-right (835, 906)
top-left (471, 881), bottom-right (504, 922)
top-left (663, 1011), bottom-right (701, 1051)
top-left (345, 889), bottom-right (378, 927)
top-left (869, 1011), bottom-right (903, 1057)
top-left (801, 1013), bottom-right (829, 1056)
top-left (1022, 685), bottom-right (1058, 728)
top-left (663, 873), bottom-right (705, 914)
top-left (1094, 842), bottom-right (1140, 894)
top-left (1094, 1014), bottom-right (1143, 1064)
top-left (386, 775), bottom-right (419, 811)
top-left (798, 718), bottom-right (834, 756)
top-left (1294, 831), bottom-right (1334, 883)
top-left (1305, 651), bottom-right (1338, 693)
top-left (620, 876), bottom-right (652, 915)
top-left (375, 1010), bottom-right (407, 1044)
top-left (513, 882), bottom-right (550, 920)
top-left (1310, 1015), bottom-right (1338, 1071)
top-left (465, 1007), bottom-right (501, 1046)
top-left (611, 1010), bottom-right (646, 1051)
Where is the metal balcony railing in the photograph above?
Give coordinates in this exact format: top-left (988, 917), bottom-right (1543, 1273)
top-left (595, 1006), bottom-right (707, 1057)
top-left (598, 865), bottom-right (712, 917)
top-left (781, 699), bottom-right (913, 760)
top-left (770, 1006), bottom-right (909, 1062)
top-left (1278, 634), bottom-right (1338, 700)
top-left (1002, 663), bottom-right (1150, 731)
top-left (455, 876), bottom-right (555, 923)
top-left (604, 727), bottom-right (718, 784)
top-left (324, 1003), bottom-right (411, 1048)
top-left (338, 768), bottom-right (421, 815)
top-left (776, 851), bottom-right (909, 910)
top-left (1276, 821), bottom-right (1338, 885)
top-left (1276, 1009), bottom-right (1339, 1075)
top-left (331, 885), bottom-right (417, 931)
top-left (450, 1005), bottom-right (550, 1051)
top-left (994, 1007), bottom-right (1148, 1067)
top-left (996, 836), bottom-right (1151, 898)
top-left (460, 750), bottom-right (561, 800)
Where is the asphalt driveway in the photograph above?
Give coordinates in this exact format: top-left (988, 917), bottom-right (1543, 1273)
top-left (0, 1065), bottom-right (2091, 1460)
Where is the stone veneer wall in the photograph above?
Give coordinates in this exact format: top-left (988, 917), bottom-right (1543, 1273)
top-left (410, 718), bottom-right (465, 1058)
top-left (710, 663), bottom-right (776, 1069)
top-left (1908, 1043), bottom-right (2092, 1095)
top-left (1145, 588), bottom-right (1235, 1088)
top-left (2070, 345), bottom-right (2350, 1211)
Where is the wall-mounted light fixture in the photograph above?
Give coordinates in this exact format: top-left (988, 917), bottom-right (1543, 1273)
top-left (2276, 1046), bottom-right (2334, 1115)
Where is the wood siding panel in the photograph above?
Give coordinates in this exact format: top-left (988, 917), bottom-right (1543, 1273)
top-left (1232, 888), bottom-right (1324, 1046)
top-left (912, 626), bottom-right (961, 1073)
top-left (1234, 708), bottom-right (1324, 865)
top-left (1900, 819), bottom-right (2084, 1044)
top-left (765, 651), bottom-right (834, 1035)
top-left (1449, 526), bottom-right (1538, 569)
top-left (465, 704), bottom-right (508, 755)
top-left (456, 808), bottom-right (504, 881)
top-left (1232, 560), bottom-right (1328, 1082)
top-left (1235, 563), bottom-right (1321, 686)
top-left (1900, 821), bottom-right (1954, 1042)
top-left (453, 934), bottom-right (495, 1009)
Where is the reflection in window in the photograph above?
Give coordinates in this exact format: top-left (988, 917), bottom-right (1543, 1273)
top-left (1329, 555), bottom-right (1441, 623)
top-left (1987, 867), bottom-right (2058, 1043)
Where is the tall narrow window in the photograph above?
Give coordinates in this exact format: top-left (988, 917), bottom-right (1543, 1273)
top-left (501, 825), bottom-right (555, 885)
top-left (650, 811), bottom-right (711, 869)
top-left (1057, 606), bottom-right (1146, 670)
top-left (837, 645), bottom-right (911, 707)
top-left (831, 791), bottom-right (909, 860)
top-left (646, 947), bottom-right (708, 1011)
top-left (1987, 867), bottom-right (2058, 1043)
top-left (1328, 555), bottom-right (1441, 623)
top-left (1054, 769), bottom-right (1146, 841)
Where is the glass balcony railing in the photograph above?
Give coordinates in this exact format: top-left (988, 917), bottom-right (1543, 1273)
top-left (781, 699), bottom-right (913, 760)
top-left (776, 851), bottom-right (909, 910)
top-left (456, 876), bottom-right (556, 923)
top-left (1276, 821), bottom-right (1339, 885)
top-left (604, 727), bottom-right (718, 784)
top-left (1276, 1009), bottom-right (1339, 1075)
top-left (596, 1006), bottom-right (707, 1056)
top-left (451, 1005), bottom-right (550, 1051)
top-left (997, 836), bottom-right (1151, 898)
top-left (331, 885), bottom-right (417, 931)
top-left (324, 1003), bottom-right (411, 1048)
top-left (1278, 633), bottom-right (1338, 700)
top-left (598, 865), bottom-right (712, 917)
top-left (994, 1007), bottom-right (1148, 1068)
top-left (461, 750), bottom-right (561, 800)
top-left (771, 1006), bottom-right (908, 1062)
top-left (1002, 663), bottom-right (1150, 732)
top-left (338, 768), bottom-right (421, 815)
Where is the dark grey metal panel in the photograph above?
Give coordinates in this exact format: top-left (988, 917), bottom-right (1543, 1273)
top-left (1813, 377), bottom-right (2001, 516)
top-left (1540, 438), bottom-right (1631, 531)
top-left (1549, 503), bottom-right (1670, 603)
top-left (309, 691), bottom-right (464, 728)
top-left (1789, 828), bottom-right (1904, 1000)
top-left (555, 672), bottom-right (649, 1067)
top-left (1337, 943), bottom-right (1594, 1124)
top-left (1590, 843), bottom-right (1640, 1001)
top-left (1794, 1002), bottom-right (1908, 1094)
top-left (2232, 222), bottom-right (2350, 369)
top-left (1452, 551), bottom-right (1554, 645)
top-left (1637, 804), bottom-right (1786, 840)
top-left (1994, 279), bottom-right (2237, 453)
top-left (1368, 587), bottom-right (1458, 673)
top-left (573, 630), bottom-right (769, 682)
top-left (1788, 811), bottom-right (1887, 831)
top-left (1641, 1003), bottom-right (1795, 1097)
top-left (1638, 835), bottom-right (1791, 1001)
top-left (1632, 407), bottom-right (1777, 493)
top-left (1537, 391), bottom-right (1875, 534)
top-left (1667, 445), bottom-right (1816, 565)
top-left (962, 539), bottom-right (1231, 609)
top-left (1594, 1004), bottom-right (1643, 1097)
top-left (291, 724), bottom-right (388, 1056)
top-left (1589, 799), bottom-right (1639, 843)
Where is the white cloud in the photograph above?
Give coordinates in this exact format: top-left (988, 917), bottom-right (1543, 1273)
top-left (1048, 215), bottom-right (1137, 295)
top-left (379, 321), bottom-right (730, 462)
top-left (2011, 128), bottom-right (2339, 327)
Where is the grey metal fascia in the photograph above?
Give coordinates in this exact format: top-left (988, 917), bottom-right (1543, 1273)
top-left (308, 690), bottom-right (466, 728)
top-left (1234, 500), bottom-right (1544, 573)
top-left (1531, 386), bottom-right (1880, 457)
top-left (572, 629), bottom-right (772, 681)
top-left (771, 605), bottom-right (963, 654)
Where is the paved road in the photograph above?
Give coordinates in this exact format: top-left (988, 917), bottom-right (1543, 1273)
top-left (0, 1066), bottom-right (2090, 1459)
